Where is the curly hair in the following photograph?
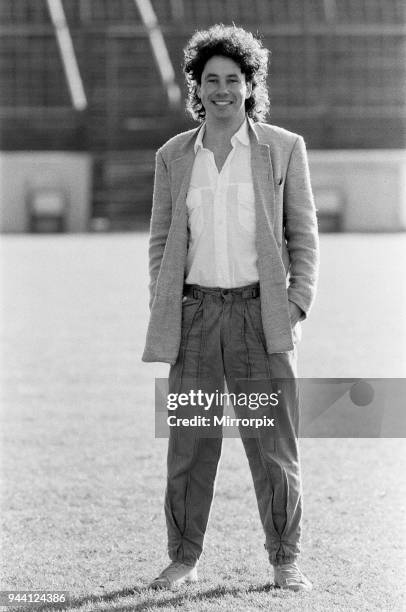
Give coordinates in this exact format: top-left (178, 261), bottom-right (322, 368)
top-left (183, 24), bottom-right (270, 122)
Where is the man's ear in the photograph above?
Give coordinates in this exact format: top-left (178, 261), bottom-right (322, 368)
top-left (196, 84), bottom-right (201, 99)
top-left (245, 81), bottom-right (253, 99)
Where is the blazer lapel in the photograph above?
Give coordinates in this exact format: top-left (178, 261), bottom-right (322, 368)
top-left (248, 119), bottom-right (276, 227)
top-left (169, 125), bottom-right (202, 216)
top-left (170, 153), bottom-right (194, 217)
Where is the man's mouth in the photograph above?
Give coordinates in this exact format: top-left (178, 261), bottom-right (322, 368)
top-left (212, 101), bottom-right (233, 106)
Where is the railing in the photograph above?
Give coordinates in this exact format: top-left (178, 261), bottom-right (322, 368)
top-left (133, 0), bottom-right (181, 110)
top-left (46, 0), bottom-right (87, 111)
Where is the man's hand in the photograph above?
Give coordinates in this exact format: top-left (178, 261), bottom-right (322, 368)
top-left (288, 300), bottom-right (302, 327)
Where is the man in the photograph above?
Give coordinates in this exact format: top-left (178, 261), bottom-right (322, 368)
top-left (142, 24), bottom-right (319, 592)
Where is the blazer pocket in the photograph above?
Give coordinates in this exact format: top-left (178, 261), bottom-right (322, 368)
top-left (274, 177), bottom-right (284, 198)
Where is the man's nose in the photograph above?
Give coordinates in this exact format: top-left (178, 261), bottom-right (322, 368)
top-left (217, 80), bottom-right (229, 94)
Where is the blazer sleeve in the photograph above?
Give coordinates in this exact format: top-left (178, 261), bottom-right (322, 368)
top-left (148, 149), bottom-right (172, 310)
top-left (283, 136), bottom-right (319, 319)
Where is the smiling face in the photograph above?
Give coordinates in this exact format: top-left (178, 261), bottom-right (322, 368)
top-left (197, 55), bottom-right (252, 127)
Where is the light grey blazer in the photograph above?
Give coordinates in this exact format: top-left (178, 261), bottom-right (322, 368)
top-left (142, 118), bottom-right (319, 364)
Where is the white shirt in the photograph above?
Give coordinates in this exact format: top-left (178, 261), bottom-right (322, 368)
top-left (185, 118), bottom-right (259, 288)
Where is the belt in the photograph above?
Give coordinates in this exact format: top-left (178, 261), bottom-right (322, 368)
top-left (184, 282), bottom-right (260, 300)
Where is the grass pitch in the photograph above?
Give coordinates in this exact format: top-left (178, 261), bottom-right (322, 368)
top-left (1, 233), bottom-right (405, 611)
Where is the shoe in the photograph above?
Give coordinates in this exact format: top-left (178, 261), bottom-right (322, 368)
top-left (148, 561), bottom-right (198, 589)
top-left (273, 561), bottom-right (313, 592)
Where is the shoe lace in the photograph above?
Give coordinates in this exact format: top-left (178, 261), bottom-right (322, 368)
top-left (163, 562), bottom-right (186, 578)
top-left (278, 562), bottom-right (304, 582)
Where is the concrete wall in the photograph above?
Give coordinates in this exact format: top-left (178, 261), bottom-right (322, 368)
top-left (0, 152), bottom-right (92, 232)
top-left (308, 150), bottom-right (406, 231)
top-left (1, 150), bottom-right (405, 233)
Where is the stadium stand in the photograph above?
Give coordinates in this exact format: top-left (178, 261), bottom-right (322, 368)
top-left (0, 0), bottom-right (405, 230)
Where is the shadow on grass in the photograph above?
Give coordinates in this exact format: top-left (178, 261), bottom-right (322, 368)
top-left (22, 583), bottom-right (279, 612)
top-left (122, 583), bottom-right (280, 611)
top-left (80, 583), bottom-right (277, 612)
